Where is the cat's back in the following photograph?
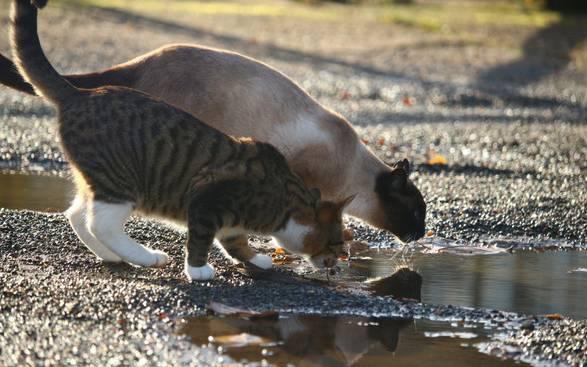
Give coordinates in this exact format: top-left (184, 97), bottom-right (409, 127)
top-left (131, 45), bottom-right (324, 138)
top-left (59, 86), bottom-right (225, 139)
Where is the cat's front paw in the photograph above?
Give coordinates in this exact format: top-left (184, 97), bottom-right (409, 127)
top-left (148, 250), bottom-right (170, 268)
top-left (185, 263), bottom-right (215, 281)
top-left (249, 254), bottom-right (273, 269)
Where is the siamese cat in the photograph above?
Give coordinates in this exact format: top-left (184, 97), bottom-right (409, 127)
top-left (1, 21), bottom-right (426, 243)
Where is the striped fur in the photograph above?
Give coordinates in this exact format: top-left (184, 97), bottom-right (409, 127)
top-left (10, 0), bottom-right (351, 280)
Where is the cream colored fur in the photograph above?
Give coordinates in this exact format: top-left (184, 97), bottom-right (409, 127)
top-left (119, 45), bottom-right (391, 226)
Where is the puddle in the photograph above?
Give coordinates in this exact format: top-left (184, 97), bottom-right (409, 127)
top-left (339, 250), bottom-right (587, 320)
top-left (0, 172), bottom-right (71, 212)
top-left (1, 173), bottom-right (585, 319)
top-left (178, 314), bottom-right (521, 366)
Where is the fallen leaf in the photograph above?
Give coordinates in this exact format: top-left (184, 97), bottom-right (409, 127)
top-left (429, 246), bottom-right (509, 256)
top-left (272, 255), bottom-right (296, 265)
top-left (339, 90), bottom-right (352, 100)
top-left (212, 333), bottom-right (271, 348)
top-left (274, 247), bottom-right (285, 255)
top-left (544, 313), bottom-right (564, 320)
top-left (427, 153), bottom-right (448, 165)
top-left (402, 96), bottom-right (414, 106)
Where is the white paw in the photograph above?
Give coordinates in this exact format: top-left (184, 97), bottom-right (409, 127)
top-left (148, 250), bottom-right (170, 268)
top-left (185, 263), bottom-right (215, 281)
top-left (249, 254), bottom-right (273, 269)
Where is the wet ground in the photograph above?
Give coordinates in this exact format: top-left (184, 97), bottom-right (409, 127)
top-left (1, 0), bottom-right (586, 366)
top-left (179, 314), bottom-right (518, 367)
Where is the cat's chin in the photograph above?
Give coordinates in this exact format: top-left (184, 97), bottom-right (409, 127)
top-left (184, 262), bottom-right (215, 281)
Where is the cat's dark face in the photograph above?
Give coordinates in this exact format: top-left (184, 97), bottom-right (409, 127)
top-left (302, 196), bottom-right (354, 269)
top-left (374, 159), bottom-right (426, 242)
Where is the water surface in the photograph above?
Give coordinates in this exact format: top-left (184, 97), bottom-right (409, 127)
top-left (179, 314), bottom-right (521, 367)
top-left (0, 172), bottom-right (71, 212)
top-left (342, 250), bottom-right (587, 319)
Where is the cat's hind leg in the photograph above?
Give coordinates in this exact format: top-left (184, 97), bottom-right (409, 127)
top-left (65, 195), bottom-right (122, 262)
top-left (220, 235), bottom-right (273, 269)
top-left (87, 200), bottom-right (169, 267)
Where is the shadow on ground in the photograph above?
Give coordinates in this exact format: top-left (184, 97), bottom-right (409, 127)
top-left (77, 4), bottom-right (586, 117)
top-left (476, 14), bottom-right (587, 86)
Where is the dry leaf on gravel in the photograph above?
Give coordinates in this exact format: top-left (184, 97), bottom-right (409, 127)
top-left (402, 96), bottom-right (415, 106)
top-left (427, 151), bottom-right (448, 165)
top-left (274, 247), bottom-right (286, 255)
top-left (272, 255), bottom-right (296, 265)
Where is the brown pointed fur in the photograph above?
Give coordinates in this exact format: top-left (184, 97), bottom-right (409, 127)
top-left (0, 43), bottom-right (426, 241)
top-left (10, 0), bottom-right (349, 272)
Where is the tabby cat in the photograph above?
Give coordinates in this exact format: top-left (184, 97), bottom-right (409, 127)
top-left (10, 0), bottom-right (352, 281)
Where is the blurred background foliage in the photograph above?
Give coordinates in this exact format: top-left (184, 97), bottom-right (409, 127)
top-left (299, 0), bottom-right (587, 13)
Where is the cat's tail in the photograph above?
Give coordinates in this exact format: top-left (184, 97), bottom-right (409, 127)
top-left (10, 0), bottom-right (79, 105)
top-left (1, 51), bottom-right (140, 96)
top-left (0, 52), bottom-right (36, 95)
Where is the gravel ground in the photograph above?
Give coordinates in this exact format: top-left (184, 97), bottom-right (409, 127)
top-left (0, 209), bottom-right (556, 366)
top-left (478, 320), bottom-right (587, 367)
top-left (1, 1), bottom-right (586, 366)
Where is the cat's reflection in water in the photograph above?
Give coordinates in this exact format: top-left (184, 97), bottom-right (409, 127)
top-left (180, 314), bottom-right (412, 366)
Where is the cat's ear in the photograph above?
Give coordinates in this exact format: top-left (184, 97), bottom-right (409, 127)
top-left (395, 158), bottom-right (411, 175)
top-left (336, 194), bottom-right (356, 214)
top-left (377, 160), bottom-right (410, 193)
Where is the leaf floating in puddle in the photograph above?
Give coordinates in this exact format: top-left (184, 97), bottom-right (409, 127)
top-left (207, 301), bottom-right (278, 320)
top-left (424, 331), bottom-right (478, 339)
top-left (569, 267), bottom-right (587, 273)
top-left (345, 241), bottom-right (370, 256)
top-left (212, 333), bottom-right (271, 348)
top-left (421, 242), bottom-right (509, 256)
